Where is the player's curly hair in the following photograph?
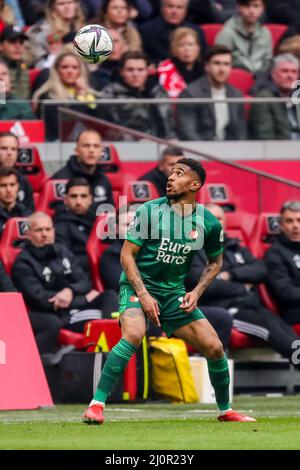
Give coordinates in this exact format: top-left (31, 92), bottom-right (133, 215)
top-left (176, 158), bottom-right (206, 187)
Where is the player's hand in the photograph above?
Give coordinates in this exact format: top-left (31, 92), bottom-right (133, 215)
top-left (139, 292), bottom-right (161, 327)
top-left (180, 291), bottom-right (199, 313)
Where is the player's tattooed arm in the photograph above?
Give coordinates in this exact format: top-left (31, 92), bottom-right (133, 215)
top-left (194, 253), bottom-right (223, 297)
top-left (120, 240), bottom-right (148, 296)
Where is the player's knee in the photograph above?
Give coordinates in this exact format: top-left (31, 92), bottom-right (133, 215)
top-left (205, 338), bottom-right (224, 360)
top-left (123, 329), bottom-right (145, 348)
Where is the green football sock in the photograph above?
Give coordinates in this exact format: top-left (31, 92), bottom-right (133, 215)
top-left (93, 338), bottom-right (137, 404)
top-left (207, 354), bottom-right (230, 411)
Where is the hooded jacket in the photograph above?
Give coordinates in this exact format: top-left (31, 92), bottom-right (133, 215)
top-left (265, 234), bottom-right (300, 324)
top-left (12, 242), bottom-right (92, 313)
top-left (185, 235), bottom-right (267, 309)
top-left (215, 14), bottom-right (273, 75)
top-left (51, 155), bottom-right (114, 208)
top-left (54, 205), bottom-right (96, 272)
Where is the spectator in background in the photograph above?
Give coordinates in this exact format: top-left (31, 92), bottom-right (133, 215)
top-left (276, 17), bottom-right (300, 60)
top-left (101, 50), bottom-right (177, 140)
top-left (188, 0), bottom-right (236, 24)
top-left (52, 129), bottom-right (114, 208)
top-left (54, 177), bottom-right (96, 273)
top-left (139, 0), bottom-right (207, 64)
top-left (0, 259), bottom-right (16, 291)
top-left (139, 146), bottom-right (184, 196)
top-left (97, 0), bottom-right (142, 51)
top-left (91, 28), bottom-right (128, 91)
top-left (85, 0), bottom-right (153, 22)
top-left (0, 60), bottom-right (35, 120)
top-left (249, 54), bottom-right (300, 140)
top-left (0, 167), bottom-right (32, 234)
top-left (157, 27), bottom-right (204, 98)
top-left (100, 205), bottom-right (233, 348)
top-left (18, 0), bottom-right (46, 26)
top-left (26, 0), bottom-right (85, 67)
top-left (0, 0), bottom-right (15, 27)
top-left (12, 211), bottom-right (119, 353)
top-left (186, 203), bottom-right (300, 361)
top-left (32, 50), bottom-right (101, 141)
top-left (265, 201), bottom-right (300, 325)
top-left (177, 45), bottom-right (246, 140)
top-left (265, 0), bottom-right (300, 25)
top-left (0, 25), bottom-right (31, 99)
top-left (215, 0), bottom-right (272, 76)
top-left (0, 132), bottom-right (34, 211)
top-left (5, 0), bottom-right (25, 27)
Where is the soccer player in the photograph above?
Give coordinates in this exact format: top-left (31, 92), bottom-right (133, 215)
top-left (83, 158), bottom-right (256, 424)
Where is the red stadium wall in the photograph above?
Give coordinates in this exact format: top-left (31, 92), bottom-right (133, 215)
top-left (124, 160), bottom-right (300, 214)
top-left (0, 294), bottom-right (53, 410)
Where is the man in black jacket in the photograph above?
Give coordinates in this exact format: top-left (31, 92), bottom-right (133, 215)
top-left (185, 204), bottom-right (300, 360)
top-left (0, 132), bottom-right (34, 211)
top-left (99, 207), bottom-right (233, 348)
top-left (265, 201), bottom-right (300, 325)
top-left (52, 130), bottom-right (114, 210)
top-left (54, 177), bottom-right (95, 273)
top-left (12, 212), bottom-right (118, 354)
top-left (0, 260), bottom-right (16, 292)
top-left (139, 146), bottom-right (184, 197)
top-left (177, 45), bottom-right (247, 141)
top-left (0, 167), bottom-right (32, 234)
top-left (139, 0), bottom-right (207, 63)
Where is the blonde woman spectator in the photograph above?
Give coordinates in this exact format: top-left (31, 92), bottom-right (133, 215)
top-left (157, 27), bottom-right (204, 98)
top-left (33, 50), bottom-right (100, 140)
top-left (97, 0), bottom-right (142, 51)
top-left (27, 0), bottom-right (85, 66)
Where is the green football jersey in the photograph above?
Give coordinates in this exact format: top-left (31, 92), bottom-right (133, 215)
top-left (120, 197), bottom-right (223, 291)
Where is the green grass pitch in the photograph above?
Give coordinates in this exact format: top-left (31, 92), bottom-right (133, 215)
top-left (1, 396), bottom-right (300, 450)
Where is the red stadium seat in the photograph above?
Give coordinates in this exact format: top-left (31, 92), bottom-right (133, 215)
top-left (99, 144), bottom-right (124, 192)
top-left (201, 23), bottom-right (223, 46)
top-left (36, 179), bottom-right (68, 217)
top-left (86, 214), bottom-right (112, 292)
top-left (249, 212), bottom-right (280, 258)
top-left (58, 329), bottom-right (85, 350)
top-left (122, 180), bottom-right (160, 206)
top-left (0, 217), bottom-right (28, 274)
top-left (15, 146), bottom-right (48, 193)
top-left (198, 183), bottom-right (256, 244)
top-left (199, 183), bottom-right (237, 211)
top-left (264, 23), bottom-right (288, 51)
top-left (228, 68), bottom-right (255, 95)
top-left (28, 68), bottom-right (41, 89)
top-left (248, 212), bottom-right (282, 313)
top-left (229, 328), bottom-right (265, 350)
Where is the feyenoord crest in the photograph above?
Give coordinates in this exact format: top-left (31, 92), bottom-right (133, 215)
top-left (189, 229), bottom-right (199, 240)
top-left (130, 295), bottom-right (139, 302)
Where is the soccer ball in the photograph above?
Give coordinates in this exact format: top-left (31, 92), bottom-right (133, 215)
top-left (73, 24), bottom-right (113, 64)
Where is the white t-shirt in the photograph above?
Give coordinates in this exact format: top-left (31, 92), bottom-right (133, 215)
top-left (211, 86), bottom-right (229, 140)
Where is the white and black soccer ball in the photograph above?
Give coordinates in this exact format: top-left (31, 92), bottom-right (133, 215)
top-left (73, 24), bottom-right (113, 64)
